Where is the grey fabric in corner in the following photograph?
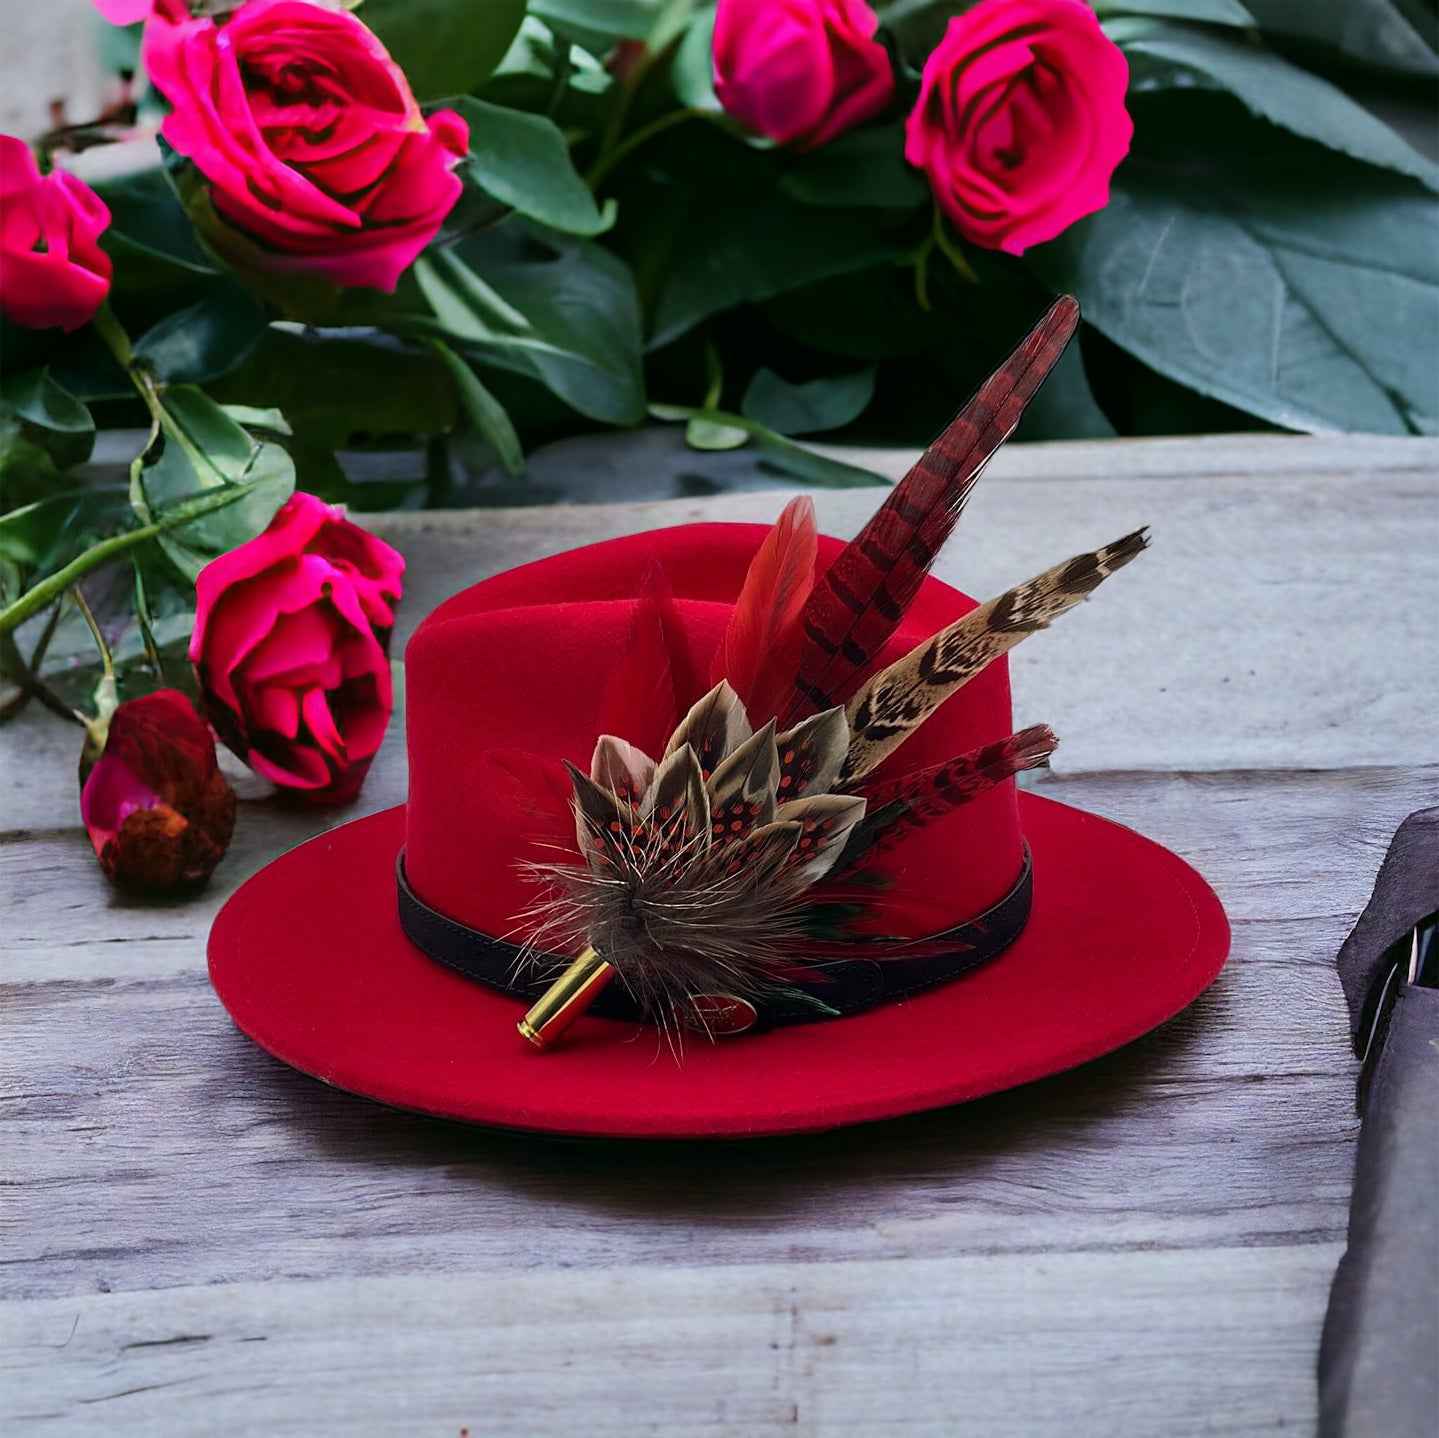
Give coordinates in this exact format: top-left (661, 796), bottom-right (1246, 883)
top-left (1318, 808), bottom-right (1439, 1438)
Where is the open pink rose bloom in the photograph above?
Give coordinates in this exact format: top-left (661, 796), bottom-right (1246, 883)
top-left (905, 0), bottom-right (1132, 255)
top-left (80, 690), bottom-right (237, 891)
top-left (191, 493), bottom-right (405, 804)
top-left (713, 0), bottom-right (894, 149)
top-left (0, 135), bottom-right (112, 332)
top-left (142, 0), bottom-right (468, 290)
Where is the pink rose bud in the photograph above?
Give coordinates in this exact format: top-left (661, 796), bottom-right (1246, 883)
top-left (190, 493), bottom-right (405, 804)
top-left (904, 0), bottom-right (1133, 255)
top-left (142, 0), bottom-right (469, 292)
top-left (713, 0), bottom-right (894, 149)
top-left (80, 690), bottom-right (238, 892)
top-left (0, 136), bottom-right (112, 333)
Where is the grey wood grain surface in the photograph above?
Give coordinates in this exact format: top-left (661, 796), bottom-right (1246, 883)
top-left (2, 434), bottom-right (1436, 1436)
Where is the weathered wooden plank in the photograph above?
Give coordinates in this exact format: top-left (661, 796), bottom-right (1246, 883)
top-left (823, 430), bottom-right (1439, 483)
top-left (0, 1243), bottom-right (1342, 1437)
top-left (0, 970), bottom-right (1355, 1304)
top-left (2, 765), bottom-right (1429, 984)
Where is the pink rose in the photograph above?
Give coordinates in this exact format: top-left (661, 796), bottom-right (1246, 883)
top-left (0, 136), bottom-right (112, 332)
top-left (713, 0), bottom-right (894, 149)
top-left (191, 492), bottom-right (405, 802)
top-left (80, 690), bottom-right (237, 891)
top-left (142, 0), bottom-right (468, 291)
top-left (904, 0), bottom-right (1132, 255)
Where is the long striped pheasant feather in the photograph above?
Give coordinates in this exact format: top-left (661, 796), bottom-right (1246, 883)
top-left (841, 530), bottom-right (1148, 783)
top-left (784, 295), bottom-right (1080, 725)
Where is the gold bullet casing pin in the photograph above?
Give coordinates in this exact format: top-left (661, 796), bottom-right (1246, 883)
top-left (518, 946), bottom-right (615, 1049)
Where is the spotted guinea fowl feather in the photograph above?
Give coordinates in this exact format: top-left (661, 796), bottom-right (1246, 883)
top-left (590, 735), bottom-right (655, 808)
top-left (707, 721), bottom-right (780, 840)
top-left (784, 295), bottom-right (1080, 725)
top-left (665, 680), bottom-right (751, 778)
top-left (841, 530), bottom-right (1148, 783)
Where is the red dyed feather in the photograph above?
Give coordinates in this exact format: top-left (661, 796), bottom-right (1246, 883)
top-left (595, 563), bottom-right (684, 759)
top-left (784, 295), bottom-right (1081, 723)
top-left (482, 749), bottom-right (577, 860)
top-left (711, 495), bottom-right (818, 723)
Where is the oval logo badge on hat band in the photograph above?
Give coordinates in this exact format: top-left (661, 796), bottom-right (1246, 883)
top-left (683, 994), bottom-right (759, 1036)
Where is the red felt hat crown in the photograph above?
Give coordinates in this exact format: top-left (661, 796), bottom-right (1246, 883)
top-left (404, 522), bottom-right (1024, 949)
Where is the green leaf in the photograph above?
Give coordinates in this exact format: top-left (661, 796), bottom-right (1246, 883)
top-left (529, 0), bottom-right (663, 46)
top-left (1, 369), bottom-right (96, 512)
top-left (97, 167), bottom-right (216, 276)
top-left (158, 385), bottom-right (256, 483)
top-left (144, 439), bottom-right (294, 582)
top-left (130, 387), bottom-right (296, 580)
top-left (1026, 160), bottom-right (1439, 434)
top-left (685, 414), bottom-right (750, 449)
top-left (0, 369), bottom-right (95, 473)
top-left (650, 404), bottom-right (889, 485)
top-left (1121, 23), bottom-right (1439, 188)
top-left (415, 250), bottom-right (538, 341)
top-left (742, 367), bottom-right (877, 435)
top-left (779, 125), bottom-right (930, 210)
top-left (673, 5), bottom-right (721, 111)
top-left (210, 327), bottom-right (457, 449)
top-left (360, 0), bottom-right (526, 100)
top-left (1242, 0), bottom-right (1439, 77)
top-left (0, 488), bottom-right (132, 573)
top-left (0, 470), bottom-right (270, 636)
top-left (649, 194), bottom-right (906, 348)
top-left (1092, 0), bottom-right (1254, 22)
top-left (133, 289), bottom-right (269, 385)
top-left (428, 337), bottom-right (526, 474)
top-left (221, 405), bottom-right (291, 436)
top-left (489, 13), bottom-right (616, 100)
top-left (421, 229), bottom-right (647, 425)
top-left (447, 96), bottom-right (609, 235)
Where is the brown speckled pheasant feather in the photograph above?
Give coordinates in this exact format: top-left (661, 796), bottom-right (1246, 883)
top-left (840, 529), bottom-right (1149, 783)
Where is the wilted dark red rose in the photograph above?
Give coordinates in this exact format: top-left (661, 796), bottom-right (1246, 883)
top-left (0, 135), bottom-right (112, 333)
top-left (190, 492), bottom-right (404, 803)
top-left (904, 0), bottom-right (1131, 255)
top-left (80, 690), bottom-right (237, 891)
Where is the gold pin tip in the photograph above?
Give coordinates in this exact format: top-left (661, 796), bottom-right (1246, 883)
top-left (516, 946), bottom-right (616, 1052)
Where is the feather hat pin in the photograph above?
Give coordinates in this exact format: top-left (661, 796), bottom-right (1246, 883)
top-left (518, 296), bottom-right (1148, 1050)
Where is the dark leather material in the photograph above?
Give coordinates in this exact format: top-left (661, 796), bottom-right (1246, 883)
top-left (397, 847), bottom-right (1033, 1030)
top-left (1336, 806), bottom-right (1438, 1048)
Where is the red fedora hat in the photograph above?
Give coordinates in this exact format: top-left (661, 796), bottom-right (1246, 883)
top-left (209, 299), bottom-right (1229, 1138)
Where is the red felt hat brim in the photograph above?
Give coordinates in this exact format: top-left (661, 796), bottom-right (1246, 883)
top-left (208, 790), bottom-right (1229, 1139)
